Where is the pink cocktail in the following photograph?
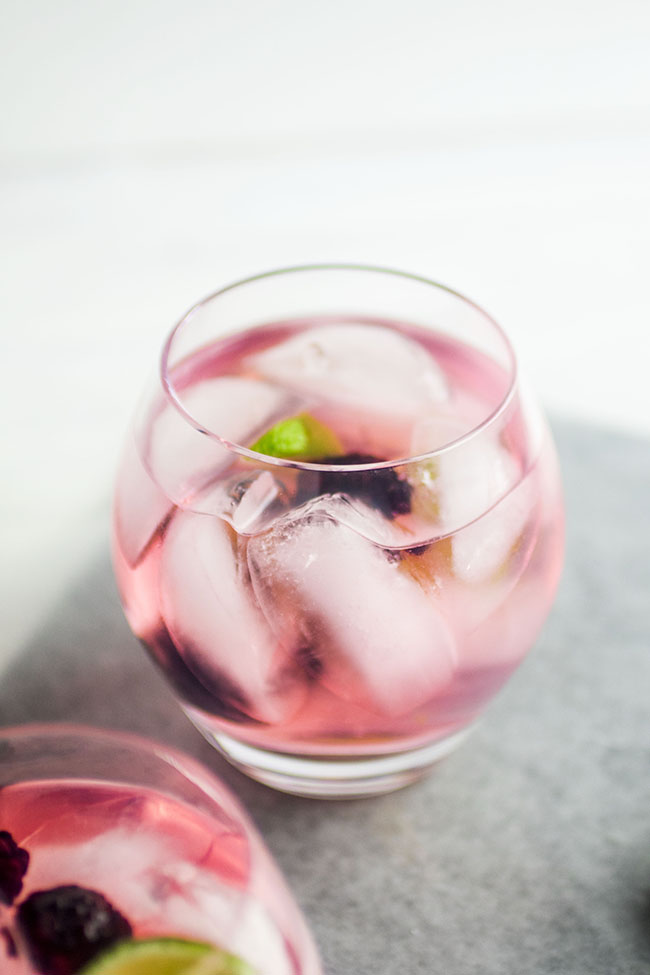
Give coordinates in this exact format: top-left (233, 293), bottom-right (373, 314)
top-left (113, 266), bottom-right (564, 796)
top-left (0, 725), bottom-right (321, 975)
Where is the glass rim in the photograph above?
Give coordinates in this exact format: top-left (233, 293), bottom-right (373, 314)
top-left (0, 722), bottom-right (228, 794)
top-left (160, 263), bottom-right (519, 472)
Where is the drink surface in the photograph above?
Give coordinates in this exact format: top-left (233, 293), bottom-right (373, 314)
top-left (113, 318), bottom-right (564, 757)
top-left (0, 780), bottom-right (297, 975)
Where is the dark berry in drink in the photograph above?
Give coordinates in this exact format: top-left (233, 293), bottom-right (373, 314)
top-left (0, 830), bottom-right (29, 905)
top-left (17, 885), bottom-right (132, 975)
top-left (309, 452), bottom-right (412, 518)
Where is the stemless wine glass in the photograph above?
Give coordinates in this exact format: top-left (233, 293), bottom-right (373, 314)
top-left (0, 724), bottom-right (322, 975)
top-left (112, 265), bottom-right (564, 798)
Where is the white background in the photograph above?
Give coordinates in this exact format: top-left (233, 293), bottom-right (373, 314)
top-left (2, 0), bottom-right (650, 660)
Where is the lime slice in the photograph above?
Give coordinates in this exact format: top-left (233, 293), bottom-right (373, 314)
top-left (249, 413), bottom-right (342, 460)
top-left (79, 938), bottom-right (255, 975)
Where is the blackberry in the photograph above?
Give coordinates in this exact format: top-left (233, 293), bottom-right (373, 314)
top-left (306, 452), bottom-right (412, 519)
top-left (17, 885), bottom-right (132, 975)
top-left (0, 830), bottom-right (30, 905)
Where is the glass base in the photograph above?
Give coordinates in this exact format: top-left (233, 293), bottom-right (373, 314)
top-left (187, 717), bottom-right (476, 798)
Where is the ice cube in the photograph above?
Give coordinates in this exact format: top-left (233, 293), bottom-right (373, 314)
top-left (438, 436), bottom-right (518, 526)
top-left (34, 825), bottom-right (247, 947)
top-left (136, 860), bottom-right (247, 952)
top-left (146, 377), bottom-right (299, 508)
top-left (249, 324), bottom-right (449, 454)
top-left (160, 510), bottom-right (307, 724)
top-left (412, 428), bottom-right (527, 581)
top-left (459, 537), bottom-right (552, 669)
top-left (11, 790), bottom-right (144, 854)
top-left (450, 470), bottom-right (536, 583)
top-left (401, 476), bottom-right (539, 636)
top-left (248, 512), bottom-right (456, 717)
top-left (204, 470), bottom-right (291, 535)
top-left (24, 825), bottom-right (189, 916)
top-left (290, 492), bottom-right (408, 547)
top-left (139, 864), bottom-right (294, 975)
top-left (227, 899), bottom-right (295, 975)
top-left (206, 468), bottom-right (409, 543)
top-left (410, 413), bottom-right (468, 454)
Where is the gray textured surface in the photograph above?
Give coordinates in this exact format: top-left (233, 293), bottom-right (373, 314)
top-left (1, 419), bottom-right (649, 974)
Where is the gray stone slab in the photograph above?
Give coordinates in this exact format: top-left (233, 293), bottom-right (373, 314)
top-left (1, 419), bottom-right (648, 974)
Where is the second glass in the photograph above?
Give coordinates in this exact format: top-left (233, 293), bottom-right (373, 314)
top-left (0, 724), bottom-right (322, 974)
top-left (112, 266), bottom-right (564, 796)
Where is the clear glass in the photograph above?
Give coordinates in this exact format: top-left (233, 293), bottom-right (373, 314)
top-left (112, 265), bottom-right (564, 797)
top-left (0, 724), bottom-right (322, 974)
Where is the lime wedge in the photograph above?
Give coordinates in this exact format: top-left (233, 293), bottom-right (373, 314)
top-left (249, 413), bottom-right (342, 460)
top-left (79, 938), bottom-right (255, 975)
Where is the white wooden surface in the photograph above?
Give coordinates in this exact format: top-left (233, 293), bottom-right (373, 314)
top-left (2, 0), bottom-right (650, 663)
